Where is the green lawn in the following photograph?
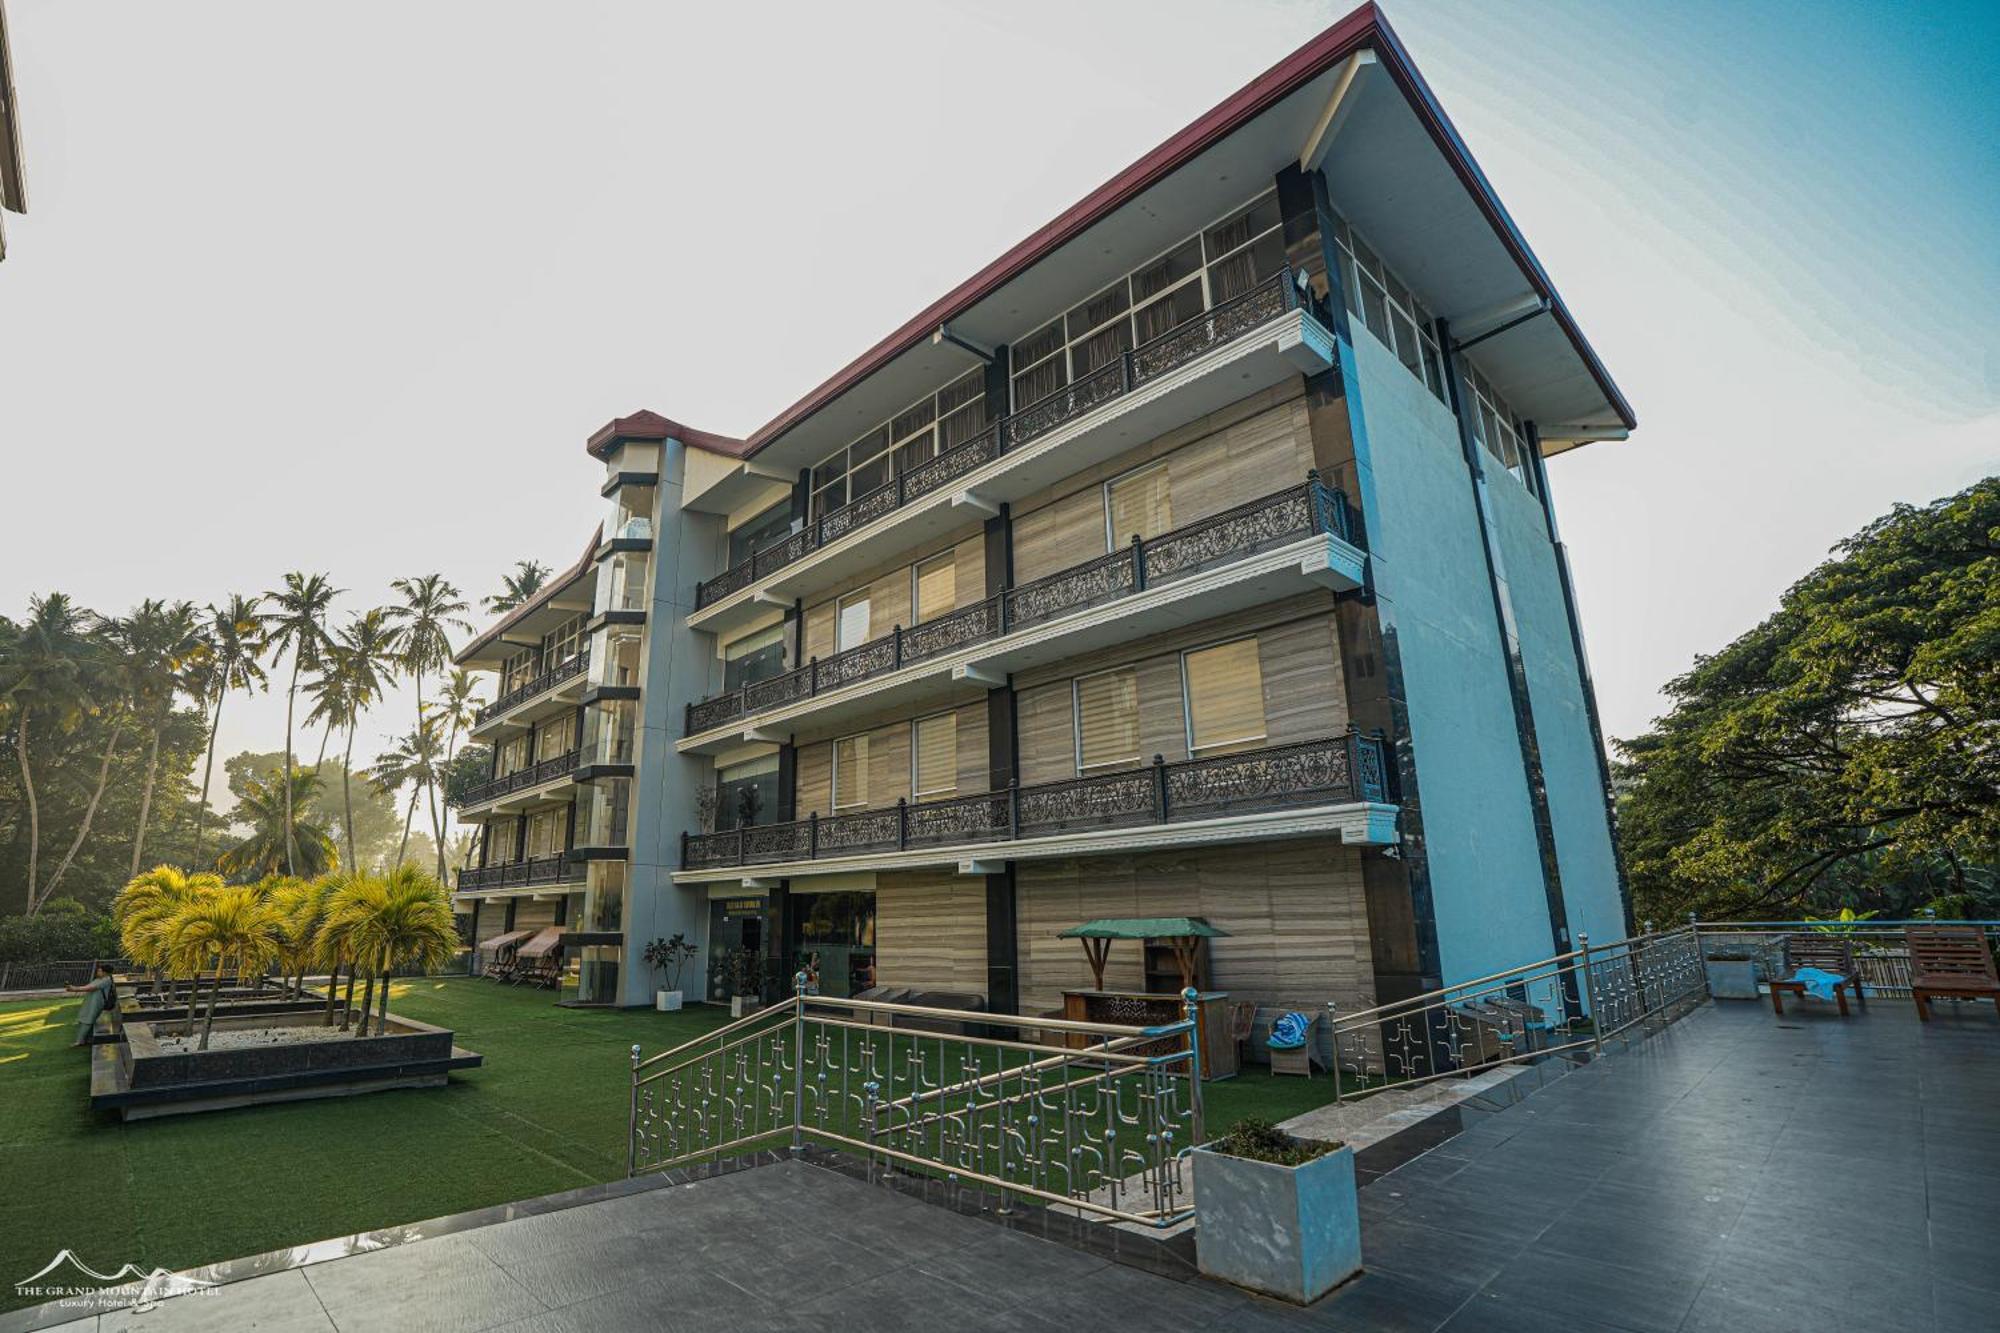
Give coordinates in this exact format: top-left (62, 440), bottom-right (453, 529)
top-left (0, 981), bottom-right (1340, 1312)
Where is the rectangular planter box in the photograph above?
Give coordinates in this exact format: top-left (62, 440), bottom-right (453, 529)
top-left (1192, 1140), bottom-right (1362, 1304)
top-left (1705, 958), bottom-right (1760, 1000)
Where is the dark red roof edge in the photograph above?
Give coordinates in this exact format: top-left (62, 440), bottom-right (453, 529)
top-left (716, 1), bottom-right (1630, 459)
top-left (586, 409), bottom-right (749, 461)
top-left (455, 524), bottom-right (604, 664)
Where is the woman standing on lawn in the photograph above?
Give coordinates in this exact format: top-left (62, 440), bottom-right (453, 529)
top-left (65, 964), bottom-right (118, 1047)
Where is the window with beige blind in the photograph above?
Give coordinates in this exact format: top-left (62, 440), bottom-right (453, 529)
top-left (836, 592), bottom-right (871, 652)
top-left (534, 713), bottom-right (575, 761)
top-left (486, 816), bottom-right (520, 864)
top-left (1074, 667), bottom-right (1141, 772)
top-left (525, 807), bottom-right (567, 859)
top-left (1182, 638), bottom-right (1267, 755)
top-left (912, 713), bottom-right (958, 799)
top-left (497, 734), bottom-right (530, 776)
top-left (1104, 462), bottom-right (1173, 549)
top-left (833, 733), bottom-right (871, 810)
top-left (912, 552), bottom-right (955, 624)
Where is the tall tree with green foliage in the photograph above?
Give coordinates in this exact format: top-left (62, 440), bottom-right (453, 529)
top-left (121, 600), bottom-right (205, 877)
top-left (263, 573), bottom-right (341, 877)
top-left (482, 560), bottom-right (551, 613)
top-left (324, 609), bottom-right (401, 872)
top-left (0, 594), bottom-right (97, 913)
top-left (191, 595), bottom-right (266, 866)
top-left (386, 575), bottom-right (470, 881)
top-left (368, 718), bottom-right (445, 871)
top-left (1619, 479), bottom-right (1999, 922)
top-left (218, 768), bottom-right (338, 880)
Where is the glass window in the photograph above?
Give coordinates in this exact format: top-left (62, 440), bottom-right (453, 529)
top-left (833, 734), bottom-right (870, 810)
top-left (534, 713), bottom-right (575, 762)
top-left (913, 713), bottom-right (957, 800)
top-left (729, 501), bottom-right (794, 567)
top-left (1105, 462), bottom-right (1173, 548)
top-left (583, 698), bottom-right (635, 765)
top-left (502, 649), bottom-right (535, 694)
top-left (526, 808), bottom-right (567, 859)
top-left (1183, 639), bottom-right (1267, 755)
top-left (836, 593), bottom-right (871, 652)
top-left (717, 753), bottom-right (781, 831)
top-left (913, 553), bottom-right (955, 624)
top-left (723, 623), bottom-right (788, 692)
top-left (1075, 668), bottom-right (1140, 772)
top-left (543, 614), bottom-right (584, 668)
top-left (497, 734), bottom-right (530, 776)
top-left (486, 816), bottom-right (521, 865)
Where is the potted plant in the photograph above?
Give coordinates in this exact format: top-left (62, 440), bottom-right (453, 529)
top-left (1703, 949), bottom-right (1761, 1000)
top-left (642, 934), bottom-right (698, 1011)
top-left (1192, 1118), bottom-right (1361, 1304)
top-left (726, 946), bottom-right (763, 1019)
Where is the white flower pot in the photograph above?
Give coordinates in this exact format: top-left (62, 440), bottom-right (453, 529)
top-left (654, 990), bottom-right (684, 1012)
top-left (730, 995), bottom-right (761, 1019)
top-left (1193, 1140), bottom-right (1362, 1304)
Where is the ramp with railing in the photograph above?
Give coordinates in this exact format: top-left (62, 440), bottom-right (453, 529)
top-left (627, 989), bottom-right (1206, 1229)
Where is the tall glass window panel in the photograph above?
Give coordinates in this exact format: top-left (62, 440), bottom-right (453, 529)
top-left (723, 623), bottom-right (788, 691)
top-left (937, 368), bottom-right (989, 448)
top-left (583, 698), bottom-right (635, 766)
top-left (833, 734), bottom-right (871, 810)
top-left (1010, 318), bottom-right (1067, 408)
top-left (534, 713), bottom-right (575, 762)
top-left (487, 816), bottom-right (521, 865)
top-left (913, 553), bottom-right (955, 624)
top-left (913, 713), bottom-right (958, 800)
top-left (1105, 463), bottom-right (1173, 548)
top-left (1183, 639), bottom-right (1267, 755)
top-left (526, 807), bottom-right (567, 859)
top-left (729, 501), bottom-right (794, 567)
top-left (502, 649), bottom-right (535, 694)
top-left (498, 734), bottom-right (530, 776)
top-left (836, 593), bottom-right (871, 652)
top-left (1075, 668), bottom-right (1140, 772)
top-left (716, 753), bottom-right (781, 831)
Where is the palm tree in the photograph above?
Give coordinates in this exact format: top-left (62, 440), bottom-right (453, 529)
top-left (163, 886), bottom-right (282, 1050)
top-left (262, 877), bottom-right (321, 1000)
top-left (218, 768), bottom-right (338, 880)
top-left (33, 610), bottom-right (149, 905)
top-left (319, 610), bottom-right (401, 872)
top-left (437, 667), bottom-right (483, 797)
top-left (0, 594), bottom-right (95, 914)
top-left (122, 600), bottom-right (205, 877)
top-left (324, 866), bottom-right (459, 1037)
top-left (263, 573), bottom-right (342, 876)
top-left (368, 718), bottom-right (443, 870)
top-left (113, 865), bottom-right (223, 997)
top-left (386, 575), bottom-right (470, 881)
top-left (191, 596), bottom-right (267, 866)
top-left (483, 560), bottom-right (552, 613)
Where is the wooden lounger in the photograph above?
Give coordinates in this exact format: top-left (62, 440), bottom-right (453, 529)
top-left (1769, 934), bottom-right (1864, 1016)
top-left (1907, 926), bottom-right (2000, 1022)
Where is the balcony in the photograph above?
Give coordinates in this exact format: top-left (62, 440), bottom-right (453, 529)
top-left (471, 650), bottom-right (590, 737)
top-left (677, 732), bottom-right (1394, 879)
top-left (452, 748), bottom-right (582, 815)
top-left (689, 268), bottom-right (1336, 633)
top-left (455, 854), bottom-right (585, 894)
top-left (682, 476), bottom-right (1365, 751)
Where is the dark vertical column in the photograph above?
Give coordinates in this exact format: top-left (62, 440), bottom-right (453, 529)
top-left (979, 498), bottom-right (1020, 1013)
top-left (554, 894), bottom-right (569, 927)
top-left (513, 816), bottom-right (528, 864)
top-left (1525, 422), bottom-right (1633, 932)
top-left (563, 802), bottom-right (576, 851)
top-left (1437, 324), bottom-right (1573, 963)
top-left (1279, 163), bottom-right (1441, 998)
top-left (791, 467), bottom-right (811, 526)
top-left (503, 898), bottom-right (517, 933)
top-left (765, 884), bottom-right (791, 1005)
top-left (984, 866), bottom-right (1019, 1015)
top-left (788, 598), bottom-right (804, 669)
top-left (983, 347), bottom-right (1011, 423)
top-left (478, 822), bottom-right (492, 869)
top-left (776, 742), bottom-right (797, 823)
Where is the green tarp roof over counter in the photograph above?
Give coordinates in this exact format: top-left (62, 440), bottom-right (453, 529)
top-left (1058, 917), bottom-right (1229, 940)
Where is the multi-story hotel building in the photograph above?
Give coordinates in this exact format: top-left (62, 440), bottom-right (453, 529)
top-left (451, 4), bottom-right (1633, 1029)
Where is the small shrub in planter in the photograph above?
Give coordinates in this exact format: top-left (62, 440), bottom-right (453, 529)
top-left (643, 934), bottom-right (698, 1011)
top-left (1193, 1117), bottom-right (1361, 1304)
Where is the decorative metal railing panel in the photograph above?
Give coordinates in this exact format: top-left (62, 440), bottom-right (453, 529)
top-left (1688, 920), bottom-right (2000, 1000)
top-left (453, 748), bottom-right (582, 811)
top-left (628, 992), bottom-right (1205, 1229)
top-left (1326, 925), bottom-right (1710, 1104)
top-left (693, 267), bottom-right (1313, 610)
top-left (685, 474), bottom-right (1360, 738)
top-left (680, 732), bottom-right (1390, 870)
top-left (475, 651), bottom-right (590, 727)
top-left (457, 854), bottom-right (584, 892)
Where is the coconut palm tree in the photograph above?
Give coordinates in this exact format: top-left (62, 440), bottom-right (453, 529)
top-left (263, 573), bottom-right (342, 876)
top-left (262, 877), bottom-right (321, 999)
top-left (319, 609), bottom-right (401, 871)
top-left (219, 768), bottom-right (338, 880)
top-left (483, 560), bottom-right (551, 613)
top-left (17, 602), bottom-right (131, 910)
top-left (324, 866), bottom-right (459, 1037)
top-left (0, 594), bottom-right (96, 914)
top-left (122, 600), bottom-right (206, 877)
top-left (191, 595), bottom-right (267, 865)
top-left (436, 667), bottom-right (483, 800)
top-left (386, 575), bottom-right (471, 881)
top-left (369, 712), bottom-right (445, 872)
top-left (163, 885), bottom-right (283, 1050)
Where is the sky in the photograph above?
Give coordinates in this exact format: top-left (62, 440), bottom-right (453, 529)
top-left (0, 0), bottom-right (1994, 827)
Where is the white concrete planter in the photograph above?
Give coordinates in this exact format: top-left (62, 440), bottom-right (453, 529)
top-left (1192, 1139), bottom-right (1361, 1304)
top-left (1705, 958), bottom-right (1760, 1000)
top-left (730, 996), bottom-right (761, 1019)
top-left (654, 990), bottom-right (684, 1012)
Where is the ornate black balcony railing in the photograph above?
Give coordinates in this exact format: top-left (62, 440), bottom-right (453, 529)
top-left (681, 731), bottom-right (1391, 870)
top-left (693, 266), bottom-right (1320, 610)
top-left (685, 473), bottom-right (1362, 738)
top-left (453, 747), bottom-right (583, 810)
top-left (475, 650), bottom-right (590, 727)
top-left (456, 853), bottom-right (584, 892)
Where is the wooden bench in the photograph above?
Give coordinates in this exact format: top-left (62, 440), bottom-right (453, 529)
top-left (1768, 934), bottom-right (1864, 1016)
top-left (1907, 926), bottom-right (2000, 1022)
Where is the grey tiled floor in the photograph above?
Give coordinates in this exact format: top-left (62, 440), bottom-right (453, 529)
top-left (30, 998), bottom-right (2000, 1332)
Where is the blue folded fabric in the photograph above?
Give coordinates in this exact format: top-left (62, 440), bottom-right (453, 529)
top-left (1269, 1011), bottom-right (1310, 1049)
top-left (1792, 967), bottom-right (1845, 1001)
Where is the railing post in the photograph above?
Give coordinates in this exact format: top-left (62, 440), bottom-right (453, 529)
top-left (1151, 753), bottom-right (1168, 823)
top-left (997, 588), bottom-right (1010, 635)
top-left (626, 1043), bottom-right (642, 1176)
top-left (1578, 932), bottom-right (1603, 1053)
top-left (791, 976), bottom-right (808, 1155)
top-left (1131, 533), bottom-right (1147, 591)
top-left (809, 810), bottom-right (819, 859)
top-left (1689, 911), bottom-right (1709, 997)
top-left (1183, 987), bottom-right (1205, 1146)
top-left (896, 798), bottom-right (908, 850)
top-left (1008, 781), bottom-right (1020, 840)
top-left (861, 1079), bottom-right (881, 1185)
top-left (679, 830), bottom-right (689, 868)
top-left (893, 624), bottom-right (903, 668)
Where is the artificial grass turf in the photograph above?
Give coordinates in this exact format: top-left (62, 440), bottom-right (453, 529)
top-left (0, 981), bottom-right (1344, 1312)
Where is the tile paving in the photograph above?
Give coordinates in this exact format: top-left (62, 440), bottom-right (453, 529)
top-left (14, 998), bottom-right (1996, 1332)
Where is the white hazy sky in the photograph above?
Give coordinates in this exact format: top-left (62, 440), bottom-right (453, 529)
top-left (1, 1), bottom-right (1994, 824)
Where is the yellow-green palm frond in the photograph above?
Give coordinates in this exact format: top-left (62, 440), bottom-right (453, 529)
top-left (113, 865), bottom-right (225, 969)
top-left (162, 886), bottom-right (285, 982)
